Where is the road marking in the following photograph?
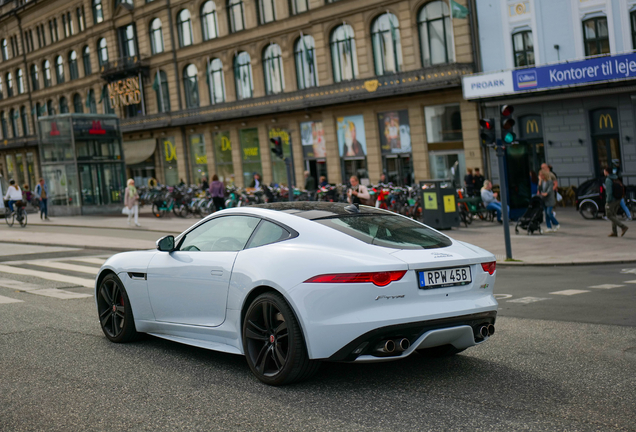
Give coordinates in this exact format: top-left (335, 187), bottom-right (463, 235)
top-left (0, 294), bottom-right (23, 304)
top-left (8, 260), bottom-right (100, 276)
top-left (550, 289), bottom-right (590, 295)
top-left (622, 280), bottom-right (636, 284)
top-left (507, 297), bottom-right (549, 304)
top-left (69, 257), bottom-right (107, 265)
top-left (0, 277), bottom-right (42, 291)
top-left (494, 294), bottom-right (513, 300)
top-left (620, 268), bottom-right (636, 274)
top-left (0, 264), bottom-right (95, 288)
top-left (588, 284), bottom-right (625, 289)
top-left (29, 289), bottom-right (92, 299)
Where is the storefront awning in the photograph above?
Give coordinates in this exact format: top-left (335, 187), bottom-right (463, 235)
top-left (123, 139), bottom-right (156, 165)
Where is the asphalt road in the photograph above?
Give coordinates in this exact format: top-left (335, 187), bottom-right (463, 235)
top-left (0, 247), bottom-right (635, 431)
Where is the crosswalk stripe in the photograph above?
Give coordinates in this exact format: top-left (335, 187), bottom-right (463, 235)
top-left (622, 280), bottom-right (636, 284)
top-left (506, 297), bottom-right (549, 304)
top-left (0, 294), bottom-right (23, 304)
top-left (70, 257), bottom-right (108, 265)
top-left (9, 260), bottom-right (100, 276)
top-left (0, 264), bottom-right (95, 288)
top-left (0, 277), bottom-right (42, 291)
top-left (550, 289), bottom-right (590, 295)
top-left (587, 284), bottom-right (625, 289)
top-left (29, 289), bottom-right (92, 299)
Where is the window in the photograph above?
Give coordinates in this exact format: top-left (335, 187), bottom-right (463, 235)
top-left (290, 0), bottom-right (308, 15)
top-left (207, 58), bottom-right (225, 104)
top-left (201, 2), bottom-right (218, 41)
top-left (183, 64), bottom-right (199, 108)
top-left (69, 51), bottom-right (79, 79)
top-left (0, 112), bottom-right (6, 138)
top-left (583, 17), bottom-right (610, 56)
top-left (9, 109), bottom-right (18, 137)
top-left (6, 72), bottom-right (13, 97)
top-left (59, 96), bottom-right (69, 114)
top-left (0, 76), bottom-right (3, 99)
top-left (1, 39), bottom-right (8, 60)
top-left (102, 85), bottom-right (114, 114)
top-left (246, 220), bottom-right (291, 249)
top-left (43, 60), bottom-right (52, 87)
top-left (55, 56), bottom-right (65, 83)
top-left (632, 12), bottom-right (636, 50)
top-left (179, 215), bottom-right (259, 252)
top-left (68, 12), bottom-right (75, 35)
top-left (424, 104), bottom-right (462, 143)
top-left (150, 18), bottom-right (164, 54)
top-left (51, 18), bottom-right (59, 42)
top-left (77, 7), bottom-right (86, 32)
top-left (63, 13), bottom-right (73, 37)
top-left (295, 35), bottom-right (318, 90)
top-left (418, 1), bottom-right (454, 67)
top-left (258, 0), bottom-right (275, 25)
top-left (263, 44), bottom-right (284, 95)
top-left (83, 46), bottom-right (92, 75)
top-left (153, 70), bottom-right (170, 112)
top-left (234, 52), bottom-right (253, 100)
top-left (177, 9), bottom-right (193, 47)
top-left (30, 65), bottom-right (39, 91)
top-left (47, 99), bottom-right (55, 116)
top-left (36, 27), bottom-right (42, 49)
top-left (330, 24), bottom-right (358, 82)
top-left (93, 0), bottom-right (104, 24)
top-left (228, 0), bottom-right (245, 33)
top-left (98, 38), bottom-right (109, 66)
top-left (20, 107), bottom-right (28, 136)
top-left (119, 24), bottom-right (137, 58)
top-left (87, 89), bottom-right (96, 113)
top-left (17, 69), bottom-right (25, 94)
top-left (371, 13), bottom-right (403, 76)
top-left (24, 31), bottom-right (30, 53)
top-left (73, 93), bottom-right (83, 113)
top-left (512, 30), bottom-right (534, 67)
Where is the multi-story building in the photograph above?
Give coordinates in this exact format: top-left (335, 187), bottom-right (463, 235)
top-left (0, 0), bottom-right (483, 204)
top-left (466, 0), bottom-right (636, 189)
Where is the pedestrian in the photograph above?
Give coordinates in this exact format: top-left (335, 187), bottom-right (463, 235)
top-left (540, 163), bottom-right (558, 191)
top-left (124, 178), bottom-right (140, 227)
top-left (304, 170), bottom-right (316, 191)
top-left (35, 177), bottom-right (49, 220)
top-left (538, 171), bottom-right (560, 232)
top-left (319, 176), bottom-right (328, 188)
top-left (347, 176), bottom-right (371, 205)
top-left (200, 175), bottom-right (209, 191)
top-left (612, 163), bottom-right (632, 220)
top-left (250, 172), bottom-right (261, 188)
top-left (529, 170), bottom-right (538, 196)
top-left (604, 166), bottom-right (628, 237)
top-left (473, 168), bottom-right (485, 191)
top-left (3, 179), bottom-right (22, 214)
top-left (480, 180), bottom-right (508, 223)
top-left (464, 168), bottom-right (474, 197)
top-left (209, 174), bottom-right (225, 211)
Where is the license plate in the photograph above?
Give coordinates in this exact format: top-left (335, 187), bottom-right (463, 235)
top-left (419, 266), bottom-right (472, 289)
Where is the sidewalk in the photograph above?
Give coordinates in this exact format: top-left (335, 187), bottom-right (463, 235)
top-left (2, 206), bottom-right (635, 265)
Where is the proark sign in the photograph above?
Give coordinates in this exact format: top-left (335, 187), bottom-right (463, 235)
top-left (107, 77), bottom-right (141, 108)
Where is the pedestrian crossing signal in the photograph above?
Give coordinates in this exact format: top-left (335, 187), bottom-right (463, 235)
top-left (500, 105), bottom-right (516, 144)
top-left (270, 137), bottom-right (284, 159)
top-left (479, 118), bottom-right (496, 145)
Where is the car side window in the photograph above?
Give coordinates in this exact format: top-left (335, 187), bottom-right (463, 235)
top-left (179, 215), bottom-right (260, 252)
top-left (247, 220), bottom-right (290, 249)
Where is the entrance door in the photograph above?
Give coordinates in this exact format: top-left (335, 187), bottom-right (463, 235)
top-left (383, 154), bottom-right (413, 185)
top-left (429, 151), bottom-right (465, 187)
top-left (342, 159), bottom-right (368, 183)
top-left (306, 159), bottom-right (327, 184)
top-left (593, 135), bottom-right (621, 176)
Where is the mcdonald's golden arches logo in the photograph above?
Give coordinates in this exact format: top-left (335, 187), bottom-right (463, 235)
top-left (526, 119), bottom-right (539, 134)
top-left (599, 114), bottom-right (614, 129)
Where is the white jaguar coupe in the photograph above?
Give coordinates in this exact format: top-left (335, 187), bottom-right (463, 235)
top-left (96, 202), bottom-right (498, 385)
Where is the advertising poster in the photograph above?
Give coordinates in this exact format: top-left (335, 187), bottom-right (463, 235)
top-left (337, 115), bottom-right (366, 157)
top-left (377, 110), bottom-right (411, 154)
top-left (300, 121), bottom-right (326, 159)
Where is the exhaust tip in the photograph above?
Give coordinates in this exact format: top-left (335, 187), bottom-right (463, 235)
top-left (488, 324), bottom-right (495, 336)
top-left (479, 325), bottom-right (489, 339)
top-left (384, 339), bottom-right (396, 353)
top-left (397, 338), bottom-right (410, 351)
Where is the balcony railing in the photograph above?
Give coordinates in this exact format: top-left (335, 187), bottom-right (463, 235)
top-left (100, 56), bottom-right (149, 80)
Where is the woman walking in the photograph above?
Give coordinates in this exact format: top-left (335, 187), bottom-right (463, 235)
top-left (538, 171), bottom-right (560, 232)
top-left (125, 178), bottom-right (140, 227)
top-left (209, 174), bottom-right (225, 211)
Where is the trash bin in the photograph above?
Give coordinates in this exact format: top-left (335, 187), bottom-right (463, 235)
top-left (419, 180), bottom-right (460, 230)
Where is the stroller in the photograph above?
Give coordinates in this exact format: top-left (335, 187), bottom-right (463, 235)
top-left (515, 196), bottom-right (544, 235)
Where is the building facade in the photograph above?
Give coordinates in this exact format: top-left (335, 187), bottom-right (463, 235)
top-left (0, 0), bottom-right (483, 196)
top-left (467, 0), bottom-right (636, 188)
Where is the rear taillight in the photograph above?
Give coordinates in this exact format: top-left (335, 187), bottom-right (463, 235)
top-left (305, 271), bottom-right (407, 287)
top-left (481, 261), bottom-right (496, 275)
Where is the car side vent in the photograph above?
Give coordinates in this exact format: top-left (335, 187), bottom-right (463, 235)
top-left (128, 272), bottom-right (147, 280)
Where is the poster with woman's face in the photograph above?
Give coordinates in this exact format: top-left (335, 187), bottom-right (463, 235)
top-left (337, 115), bottom-right (367, 157)
top-left (377, 110), bottom-right (411, 154)
top-left (300, 121), bottom-right (326, 159)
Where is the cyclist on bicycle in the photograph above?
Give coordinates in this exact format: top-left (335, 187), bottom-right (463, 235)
top-left (3, 179), bottom-right (22, 214)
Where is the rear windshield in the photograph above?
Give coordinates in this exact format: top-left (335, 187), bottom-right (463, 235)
top-left (313, 214), bottom-right (452, 250)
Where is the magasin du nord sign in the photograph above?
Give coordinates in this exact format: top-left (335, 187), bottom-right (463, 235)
top-left (107, 77), bottom-right (141, 108)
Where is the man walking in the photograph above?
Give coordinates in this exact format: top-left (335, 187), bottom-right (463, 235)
top-left (604, 166), bottom-right (628, 237)
top-left (473, 168), bottom-right (485, 192)
top-left (35, 178), bottom-right (49, 220)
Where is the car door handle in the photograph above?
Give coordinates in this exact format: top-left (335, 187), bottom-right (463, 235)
top-left (210, 269), bottom-right (223, 277)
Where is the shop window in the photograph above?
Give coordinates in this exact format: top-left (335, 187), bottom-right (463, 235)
top-left (69, 51), bottom-right (79, 80)
top-left (424, 104), bottom-right (462, 143)
top-left (26, 153), bottom-right (36, 188)
top-left (583, 16), bottom-right (610, 57)
top-left (290, 0), bottom-right (308, 15)
top-left (154, 70), bottom-right (170, 112)
top-left (295, 35), bottom-right (318, 90)
top-left (17, 69), bottom-right (25, 94)
top-left (213, 130), bottom-right (234, 185)
top-left (269, 128), bottom-right (292, 186)
top-left (234, 52), bottom-right (253, 100)
top-left (330, 24), bottom-right (358, 83)
top-left (55, 56), bottom-right (65, 84)
top-left (102, 85), bottom-right (115, 114)
top-left (183, 64), bottom-right (199, 108)
top-left (30, 65), bottom-right (39, 91)
top-left (201, 2), bottom-right (218, 41)
top-left (429, 151), bottom-right (465, 187)
top-left (190, 134), bottom-right (208, 185)
top-left (418, 0), bottom-right (454, 67)
top-left (161, 136), bottom-right (179, 185)
top-left (258, 0), bottom-right (275, 25)
top-left (20, 106), bottom-right (28, 136)
top-left (512, 30), bottom-right (535, 67)
top-left (207, 58), bottom-right (225, 104)
top-left (83, 46), bottom-right (92, 75)
top-left (177, 9), bottom-right (193, 47)
top-left (73, 94), bottom-right (83, 113)
top-left (263, 44), bottom-right (284, 95)
top-left (240, 128), bottom-right (262, 186)
top-left (371, 13), bottom-right (403, 76)
top-left (93, 0), bottom-right (104, 24)
top-left (98, 38), bottom-right (108, 66)
top-left (228, 0), bottom-right (245, 33)
top-left (59, 97), bottom-right (69, 114)
top-left (150, 18), bottom-right (164, 54)
top-left (6, 72), bottom-right (13, 97)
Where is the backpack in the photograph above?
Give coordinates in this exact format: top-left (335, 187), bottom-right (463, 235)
top-left (612, 179), bottom-right (625, 200)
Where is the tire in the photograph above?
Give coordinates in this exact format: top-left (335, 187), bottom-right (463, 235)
top-left (579, 201), bottom-right (598, 220)
top-left (96, 273), bottom-right (138, 343)
top-left (151, 203), bottom-right (163, 218)
top-left (417, 345), bottom-right (466, 358)
top-left (242, 292), bottom-right (319, 386)
top-left (18, 209), bottom-right (27, 228)
top-left (5, 211), bottom-right (14, 227)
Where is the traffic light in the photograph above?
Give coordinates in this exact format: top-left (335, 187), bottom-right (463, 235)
top-left (270, 137), bottom-right (283, 159)
top-left (500, 105), bottom-right (516, 144)
top-left (479, 118), bottom-right (496, 145)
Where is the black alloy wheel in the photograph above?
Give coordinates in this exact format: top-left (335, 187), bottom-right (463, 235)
top-left (242, 292), bottom-right (319, 386)
top-left (97, 274), bottom-right (138, 343)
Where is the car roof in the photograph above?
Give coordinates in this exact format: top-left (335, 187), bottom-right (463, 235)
top-left (252, 202), bottom-right (391, 220)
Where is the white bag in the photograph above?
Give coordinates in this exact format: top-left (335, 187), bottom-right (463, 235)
top-left (122, 207), bottom-right (131, 215)
top-left (556, 192), bottom-right (563, 202)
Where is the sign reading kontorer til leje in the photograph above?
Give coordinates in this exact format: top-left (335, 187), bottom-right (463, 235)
top-left (107, 77), bottom-right (141, 108)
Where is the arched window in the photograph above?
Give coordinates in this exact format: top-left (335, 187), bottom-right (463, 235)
top-left (35, 103), bottom-right (42, 119)
top-left (201, 2), bottom-right (218, 41)
top-left (17, 69), bottom-right (25, 94)
top-left (59, 96), bottom-right (69, 114)
top-left (330, 24), bottom-right (358, 82)
top-left (6, 72), bottom-right (13, 97)
top-left (73, 93), bottom-right (83, 113)
top-left (0, 112), bottom-right (6, 138)
top-left (183, 64), bottom-right (199, 108)
top-left (228, 0), bottom-right (245, 33)
top-left (55, 56), bottom-right (65, 83)
top-left (295, 35), bottom-right (318, 90)
top-left (258, 0), bottom-right (275, 25)
top-left (418, 1), bottom-right (454, 67)
top-left (69, 51), bottom-right (79, 79)
top-left (234, 51), bottom-right (253, 100)
top-left (30, 65), bottom-right (39, 91)
top-left (207, 58), bottom-right (225, 104)
top-left (154, 70), bottom-right (170, 112)
top-left (583, 17), bottom-right (610, 57)
top-left (150, 18), bottom-right (164, 54)
top-left (263, 44), bottom-right (284, 95)
top-left (87, 89), bottom-right (96, 113)
top-left (9, 109), bottom-right (18, 137)
top-left (512, 30), bottom-right (534, 67)
top-left (98, 38), bottom-right (108, 66)
top-left (371, 13), bottom-right (403, 76)
top-left (20, 106), bottom-right (28, 136)
top-left (93, 0), bottom-right (104, 24)
top-left (83, 46), bottom-right (92, 75)
top-left (290, 0), bottom-right (308, 15)
top-left (0, 76), bottom-right (3, 99)
top-left (47, 99), bottom-right (55, 116)
top-left (177, 9), bottom-right (193, 47)
top-left (43, 60), bottom-right (52, 88)
top-left (101, 85), bottom-right (114, 114)
top-left (1, 39), bottom-right (8, 60)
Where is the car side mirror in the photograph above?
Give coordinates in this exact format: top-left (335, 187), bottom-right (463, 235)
top-left (156, 235), bottom-right (175, 252)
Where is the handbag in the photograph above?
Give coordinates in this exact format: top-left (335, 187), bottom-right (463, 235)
top-left (122, 207), bottom-right (131, 215)
top-left (556, 192), bottom-right (563, 202)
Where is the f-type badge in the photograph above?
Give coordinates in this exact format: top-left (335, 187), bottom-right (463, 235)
top-left (375, 295), bottom-right (405, 301)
